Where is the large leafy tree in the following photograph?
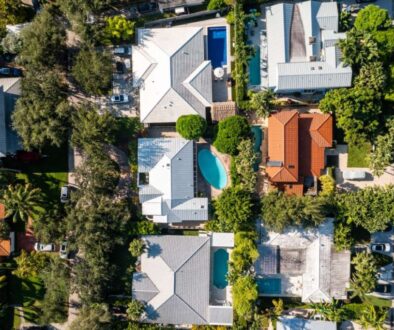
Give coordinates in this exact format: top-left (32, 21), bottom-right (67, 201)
top-left (176, 115), bottom-right (207, 140)
top-left (261, 191), bottom-right (326, 232)
top-left (32, 206), bottom-right (66, 244)
top-left (214, 115), bottom-right (250, 155)
top-left (230, 231), bottom-right (258, 276)
top-left (71, 104), bottom-right (116, 153)
top-left (12, 250), bottom-right (50, 278)
top-left (12, 69), bottom-right (71, 150)
top-left (72, 47), bottom-right (112, 96)
top-left (350, 252), bottom-right (377, 298)
top-left (0, 184), bottom-right (42, 223)
top-left (126, 300), bottom-right (145, 322)
top-left (336, 185), bottom-right (394, 233)
top-left (232, 275), bottom-right (258, 321)
top-left (370, 118), bottom-right (394, 176)
top-left (18, 6), bottom-right (66, 69)
top-left (128, 239), bottom-right (145, 258)
top-left (319, 87), bottom-right (381, 144)
top-left (69, 304), bottom-right (112, 330)
top-left (354, 5), bottom-right (391, 32)
top-left (354, 62), bottom-right (386, 93)
top-left (212, 186), bottom-right (254, 232)
top-left (231, 139), bottom-right (257, 192)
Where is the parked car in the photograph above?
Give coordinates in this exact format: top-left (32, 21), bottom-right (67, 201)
top-left (34, 243), bottom-right (55, 252)
top-left (59, 241), bottom-right (68, 259)
top-left (60, 186), bottom-right (70, 203)
top-left (113, 46), bottom-right (131, 56)
top-left (371, 243), bottom-right (391, 253)
top-left (116, 61), bottom-right (125, 74)
top-left (110, 94), bottom-right (129, 104)
top-left (375, 284), bottom-right (391, 294)
top-left (0, 67), bottom-right (22, 77)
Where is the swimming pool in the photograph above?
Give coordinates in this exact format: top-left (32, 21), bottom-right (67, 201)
top-left (257, 277), bottom-right (281, 294)
top-left (249, 45), bottom-right (261, 86)
top-left (207, 26), bottom-right (227, 68)
top-left (251, 126), bottom-right (263, 171)
top-left (198, 149), bottom-right (227, 189)
top-left (213, 249), bottom-right (229, 289)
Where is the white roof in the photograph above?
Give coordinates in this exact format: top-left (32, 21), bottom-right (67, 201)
top-left (133, 27), bottom-right (212, 123)
top-left (211, 233), bottom-right (234, 248)
top-left (266, 1), bottom-right (352, 92)
top-left (138, 138), bottom-right (208, 223)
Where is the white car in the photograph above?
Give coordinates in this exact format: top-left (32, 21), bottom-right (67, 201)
top-left (59, 241), bottom-right (68, 259)
top-left (371, 243), bottom-right (391, 253)
top-left (60, 186), bottom-right (69, 203)
top-left (110, 94), bottom-right (129, 104)
top-left (34, 243), bottom-right (55, 252)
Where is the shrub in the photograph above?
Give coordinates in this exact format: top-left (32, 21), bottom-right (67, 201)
top-left (214, 115), bottom-right (250, 155)
top-left (334, 222), bottom-right (353, 251)
top-left (232, 275), bottom-right (258, 321)
top-left (319, 174), bottom-right (336, 196)
top-left (176, 115), bottom-right (207, 140)
top-left (207, 0), bottom-right (229, 10)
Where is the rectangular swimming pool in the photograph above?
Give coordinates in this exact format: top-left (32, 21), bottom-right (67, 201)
top-left (207, 26), bottom-right (227, 69)
top-left (257, 277), bottom-right (281, 294)
top-left (251, 126), bottom-right (263, 171)
top-left (249, 45), bottom-right (261, 86)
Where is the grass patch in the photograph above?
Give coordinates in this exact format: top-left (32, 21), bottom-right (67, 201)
top-left (347, 142), bottom-right (371, 168)
top-left (342, 303), bottom-right (364, 320)
top-left (363, 295), bottom-right (392, 308)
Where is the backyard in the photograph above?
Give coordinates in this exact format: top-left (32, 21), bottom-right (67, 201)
top-left (347, 142), bottom-right (371, 168)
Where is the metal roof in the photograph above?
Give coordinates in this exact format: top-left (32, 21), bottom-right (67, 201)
top-left (132, 236), bottom-right (218, 325)
top-left (254, 245), bottom-right (278, 275)
top-left (266, 1), bottom-right (352, 92)
top-left (133, 27), bottom-right (212, 124)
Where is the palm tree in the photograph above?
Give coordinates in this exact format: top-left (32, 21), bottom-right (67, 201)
top-left (360, 305), bottom-right (387, 330)
top-left (0, 183), bottom-right (42, 223)
top-left (310, 300), bottom-right (345, 322)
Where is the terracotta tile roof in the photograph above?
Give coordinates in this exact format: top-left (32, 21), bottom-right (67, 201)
top-left (0, 203), bottom-right (5, 220)
top-left (267, 110), bottom-right (299, 183)
top-left (267, 111), bottom-right (333, 193)
top-left (0, 239), bottom-right (11, 257)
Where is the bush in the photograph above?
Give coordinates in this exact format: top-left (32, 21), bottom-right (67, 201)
top-left (334, 222), bottom-right (353, 251)
top-left (319, 174), bottom-right (336, 196)
top-left (207, 0), bottom-right (229, 10)
top-left (214, 115), bottom-right (250, 155)
top-left (176, 115), bottom-right (207, 140)
top-left (233, 275), bottom-right (258, 321)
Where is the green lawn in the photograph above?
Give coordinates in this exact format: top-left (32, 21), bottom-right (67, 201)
top-left (347, 142), bottom-right (371, 168)
top-left (363, 295), bottom-right (392, 308)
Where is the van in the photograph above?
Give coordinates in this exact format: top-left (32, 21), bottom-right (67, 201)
top-left (60, 186), bottom-right (69, 203)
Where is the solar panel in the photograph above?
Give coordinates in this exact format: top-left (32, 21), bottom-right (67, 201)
top-left (255, 245), bottom-right (279, 275)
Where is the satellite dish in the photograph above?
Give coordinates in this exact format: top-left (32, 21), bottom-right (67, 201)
top-left (214, 67), bottom-right (225, 79)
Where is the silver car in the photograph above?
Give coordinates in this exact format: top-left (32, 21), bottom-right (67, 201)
top-left (34, 243), bottom-right (55, 252)
top-left (110, 94), bottom-right (129, 104)
top-left (59, 241), bottom-right (68, 259)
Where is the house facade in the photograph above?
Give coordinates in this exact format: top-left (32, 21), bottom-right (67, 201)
top-left (132, 27), bottom-right (212, 125)
top-left (132, 234), bottom-right (234, 326)
top-left (266, 110), bottom-right (333, 195)
top-left (265, 1), bottom-right (352, 93)
top-left (137, 138), bottom-right (208, 224)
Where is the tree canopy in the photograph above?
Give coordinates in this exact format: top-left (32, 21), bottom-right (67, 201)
top-left (354, 5), bottom-right (391, 32)
top-left (72, 47), bottom-right (112, 96)
top-left (232, 275), bottom-right (258, 321)
top-left (212, 186), bottom-right (254, 232)
top-left (248, 90), bottom-right (275, 118)
top-left (336, 185), bottom-right (394, 233)
top-left (350, 252), bottom-right (377, 298)
top-left (103, 15), bottom-right (135, 44)
top-left (69, 304), bottom-right (112, 330)
top-left (176, 115), bottom-right (207, 140)
top-left (214, 115), bottom-right (250, 155)
top-left (370, 118), bottom-right (394, 176)
top-left (261, 191), bottom-right (327, 232)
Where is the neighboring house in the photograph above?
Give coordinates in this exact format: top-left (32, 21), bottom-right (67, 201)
top-left (0, 203), bottom-right (15, 258)
top-left (133, 27), bottom-right (212, 124)
top-left (132, 234), bottom-right (234, 326)
top-left (157, 0), bottom-right (205, 13)
top-left (255, 219), bottom-right (350, 303)
top-left (277, 316), bottom-right (337, 330)
top-left (0, 78), bottom-right (22, 158)
top-left (266, 110), bottom-right (333, 195)
top-left (265, 0), bottom-right (352, 93)
top-left (137, 138), bottom-right (208, 224)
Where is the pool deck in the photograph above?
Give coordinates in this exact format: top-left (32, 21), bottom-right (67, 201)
top-left (197, 141), bottom-right (231, 199)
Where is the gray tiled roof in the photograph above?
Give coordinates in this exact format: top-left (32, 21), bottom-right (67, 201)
top-left (208, 306), bottom-right (233, 326)
top-left (133, 235), bottom-right (214, 325)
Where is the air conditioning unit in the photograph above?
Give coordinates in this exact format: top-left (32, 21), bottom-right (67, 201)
top-left (309, 36), bottom-right (316, 44)
top-left (309, 55), bottom-right (317, 62)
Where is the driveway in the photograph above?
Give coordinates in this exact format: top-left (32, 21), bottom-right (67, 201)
top-left (331, 145), bottom-right (394, 191)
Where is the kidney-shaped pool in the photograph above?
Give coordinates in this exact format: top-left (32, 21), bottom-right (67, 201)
top-left (198, 149), bottom-right (227, 189)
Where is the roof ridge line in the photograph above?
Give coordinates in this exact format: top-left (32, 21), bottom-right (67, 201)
top-left (174, 237), bottom-right (210, 273)
top-left (174, 292), bottom-right (209, 323)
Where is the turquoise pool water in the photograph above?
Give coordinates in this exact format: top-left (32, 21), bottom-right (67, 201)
top-left (213, 249), bottom-right (229, 289)
top-left (198, 149), bottom-right (227, 189)
top-left (208, 26), bottom-right (227, 68)
top-left (249, 45), bottom-right (261, 86)
top-left (251, 126), bottom-right (263, 171)
top-left (257, 278), bottom-right (281, 294)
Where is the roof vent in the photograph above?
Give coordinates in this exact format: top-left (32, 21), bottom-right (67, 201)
top-left (289, 165), bottom-right (295, 169)
top-left (201, 205), bottom-right (205, 209)
top-left (267, 160), bottom-right (283, 167)
top-left (309, 36), bottom-right (316, 44)
top-left (309, 56), bottom-right (317, 62)
top-left (178, 157), bottom-right (182, 160)
top-left (310, 67), bottom-right (315, 71)
top-left (166, 163), bottom-right (170, 167)
top-left (318, 66), bottom-right (323, 70)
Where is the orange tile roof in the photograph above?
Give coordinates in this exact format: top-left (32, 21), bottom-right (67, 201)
top-left (267, 111), bottom-right (333, 193)
top-left (267, 110), bottom-right (299, 183)
top-left (0, 239), bottom-right (11, 257)
top-left (0, 203), bottom-right (5, 220)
